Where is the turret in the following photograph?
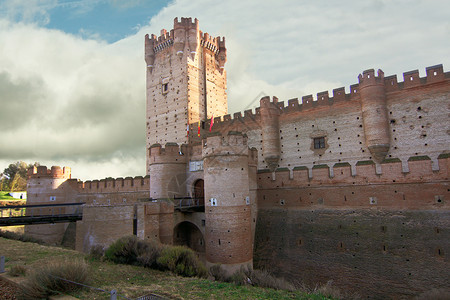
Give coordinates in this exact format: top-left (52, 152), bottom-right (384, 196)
top-left (217, 37), bottom-right (227, 71)
top-left (149, 143), bottom-right (187, 199)
top-left (144, 34), bottom-right (156, 72)
top-left (25, 166), bottom-right (76, 244)
top-left (173, 17), bottom-right (186, 57)
top-left (358, 69), bottom-right (391, 162)
top-left (260, 96), bottom-right (281, 171)
top-left (202, 132), bottom-right (254, 275)
top-left (187, 18), bottom-right (199, 57)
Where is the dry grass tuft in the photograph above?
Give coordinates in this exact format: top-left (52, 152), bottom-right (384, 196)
top-left (9, 264), bottom-right (27, 277)
top-left (20, 258), bottom-right (89, 299)
top-left (314, 280), bottom-right (343, 299)
top-left (210, 264), bottom-right (296, 291)
top-left (416, 288), bottom-right (450, 300)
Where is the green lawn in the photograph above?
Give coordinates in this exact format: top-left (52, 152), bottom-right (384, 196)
top-left (0, 237), bottom-right (334, 299)
top-left (0, 191), bottom-right (14, 200)
top-left (0, 191), bottom-right (26, 201)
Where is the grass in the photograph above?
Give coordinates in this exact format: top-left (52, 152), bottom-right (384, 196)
top-left (0, 237), bottom-right (335, 299)
top-left (20, 259), bottom-right (89, 299)
top-left (0, 191), bottom-right (26, 201)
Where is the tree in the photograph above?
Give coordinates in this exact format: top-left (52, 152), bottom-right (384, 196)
top-left (1, 161), bottom-right (40, 192)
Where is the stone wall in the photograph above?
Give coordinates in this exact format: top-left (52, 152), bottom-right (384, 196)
top-left (254, 157), bottom-right (449, 298)
top-left (254, 208), bottom-right (449, 299)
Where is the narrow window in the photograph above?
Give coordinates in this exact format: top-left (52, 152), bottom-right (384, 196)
top-left (162, 83), bottom-right (169, 94)
top-left (314, 137), bottom-right (325, 149)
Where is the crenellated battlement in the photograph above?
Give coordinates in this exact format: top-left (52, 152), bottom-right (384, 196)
top-left (205, 64), bottom-right (449, 129)
top-left (145, 17), bottom-right (225, 55)
top-left (358, 69), bottom-right (384, 86)
top-left (258, 154), bottom-right (449, 188)
top-left (27, 165), bottom-right (71, 179)
top-left (149, 142), bottom-right (188, 165)
top-left (78, 175), bottom-right (150, 193)
top-left (174, 17), bottom-right (199, 29)
top-left (200, 32), bottom-right (223, 54)
top-left (145, 16), bottom-right (226, 72)
top-left (149, 143), bottom-right (187, 156)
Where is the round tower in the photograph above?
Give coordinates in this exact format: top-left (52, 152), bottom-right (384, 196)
top-left (358, 69), bottom-right (391, 162)
top-left (149, 142), bottom-right (188, 199)
top-left (203, 132), bottom-right (253, 274)
top-left (149, 143), bottom-right (187, 244)
top-left (260, 96), bottom-right (281, 171)
top-left (25, 166), bottom-right (74, 244)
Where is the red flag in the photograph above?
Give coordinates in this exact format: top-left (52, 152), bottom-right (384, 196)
top-left (209, 114), bottom-right (214, 132)
top-left (197, 121), bottom-right (201, 137)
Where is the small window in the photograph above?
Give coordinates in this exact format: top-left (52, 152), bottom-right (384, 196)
top-left (49, 196), bottom-right (56, 201)
top-left (314, 137), bottom-right (325, 149)
top-left (162, 83), bottom-right (169, 94)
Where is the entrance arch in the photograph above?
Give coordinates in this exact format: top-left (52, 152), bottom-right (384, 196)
top-left (173, 221), bottom-right (205, 254)
top-left (193, 179), bottom-right (204, 207)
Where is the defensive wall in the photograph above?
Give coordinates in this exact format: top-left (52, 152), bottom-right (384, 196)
top-left (254, 154), bottom-right (449, 298)
top-left (24, 60), bottom-right (449, 297)
top-left (190, 64), bottom-right (449, 174)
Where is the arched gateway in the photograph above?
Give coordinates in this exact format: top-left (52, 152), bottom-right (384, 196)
top-left (173, 221), bottom-right (205, 255)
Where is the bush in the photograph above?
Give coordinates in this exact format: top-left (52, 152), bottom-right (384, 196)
top-left (210, 265), bottom-right (295, 291)
top-left (105, 236), bottom-right (206, 278)
top-left (9, 264), bottom-right (27, 277)
top-left (89, 244), bottom-right (105, 260)
top-left (20, 259), bottom-right (89, 299)
top-left (0, 230), bottom-right (44, 244)
top-left (104, 236), bottom-right (148, 265)
top-left (137, 240), bottom-right (163, 268)
top-left (209, 264), bottom-right (229, 282)
top-left (157, 245), bottom-right (207, 277)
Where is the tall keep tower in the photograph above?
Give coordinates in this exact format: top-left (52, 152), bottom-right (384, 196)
top-left (145, 17), bottom-right (228, 174)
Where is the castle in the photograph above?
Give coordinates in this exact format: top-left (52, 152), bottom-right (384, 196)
top-left (25, 18), bottom-right (449, 298)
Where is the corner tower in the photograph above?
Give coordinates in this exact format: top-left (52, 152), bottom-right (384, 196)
top-left (145, 17), bottom-right (228, 174)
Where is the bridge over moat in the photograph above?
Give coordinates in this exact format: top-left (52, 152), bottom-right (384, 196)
top-left (0, 203), bottom-right (83, 226)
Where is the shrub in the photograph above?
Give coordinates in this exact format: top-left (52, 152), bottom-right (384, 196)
top-left (137, 240), bottom-right (163, 268)
top-left (248, 268), bottom-right (296, 291)
top-left (0, 230), bottom-right (44, 244)
top-left (104, 235), bottom-right (148, 265)
top-left (20, 259), bottom-right (89, 299)
top-left (314, 280), bottom-right (343, 299)
top-left (89, 244), bottom-right (105, 260)
top-left (209, 264), bottom-right (229, 282)
top-left (9, 264), bottom-right (27, 277)
top-left (210, 265), bottom-right (296, 291)
top-left (157, 245), bottom-right (207, 277)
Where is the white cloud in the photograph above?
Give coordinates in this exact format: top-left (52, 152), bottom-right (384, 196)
top-left (0, 0), bottom-right (449, 180)
top-left (0, 0), bottom-right (58, 25)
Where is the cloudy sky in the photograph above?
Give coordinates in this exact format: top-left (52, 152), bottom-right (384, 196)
top-left (0, 0), bottom-right (449, 180)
